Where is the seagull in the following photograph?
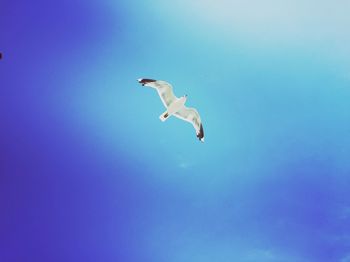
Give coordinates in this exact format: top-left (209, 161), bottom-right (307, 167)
top-left (138, 78), bottom-right (204, 142)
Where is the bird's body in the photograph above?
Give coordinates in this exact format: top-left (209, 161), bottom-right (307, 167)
top-left (138, 78), bottom-right (204, 142)
top-left (160, 96), bottom-right (187, 121)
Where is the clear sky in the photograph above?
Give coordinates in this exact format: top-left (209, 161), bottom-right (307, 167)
top-left (2, 0), bottom-right (350, 261)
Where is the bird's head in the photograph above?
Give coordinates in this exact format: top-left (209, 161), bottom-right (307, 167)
top-left (180, 95), bottom-right (187, 104)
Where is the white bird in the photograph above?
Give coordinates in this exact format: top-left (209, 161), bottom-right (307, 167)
top-left (138, 78), bottom-right (204, 142)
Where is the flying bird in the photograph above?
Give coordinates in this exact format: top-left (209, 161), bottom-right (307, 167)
top-left (138, 78), bottom-right (204, 142)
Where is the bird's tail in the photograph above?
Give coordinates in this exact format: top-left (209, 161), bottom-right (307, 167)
top-left (159, 111), bottom-right (170, 122)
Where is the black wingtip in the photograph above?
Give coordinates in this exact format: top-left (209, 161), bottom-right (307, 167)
top-left (138, 78), bottom-right (156, 85)
top-left (197, 124), bottom-right (204, 142)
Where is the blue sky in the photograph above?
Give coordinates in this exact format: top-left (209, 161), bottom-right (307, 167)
top-left (1, 0), bottom-right (350, 261)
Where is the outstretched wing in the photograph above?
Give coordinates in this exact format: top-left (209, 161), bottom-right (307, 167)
top-left (138, 79), bottom-right (177, 108)
top-left (174, 106), bottom-right (204, 142)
